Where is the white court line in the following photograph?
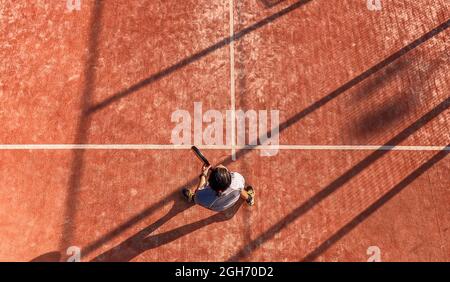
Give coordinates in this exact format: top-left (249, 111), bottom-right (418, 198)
top-left (0, 144), bottom-right (448, 151)
top-left (229, 0), bottom-right (237, 161)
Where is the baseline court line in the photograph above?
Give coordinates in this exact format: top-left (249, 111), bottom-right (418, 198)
top-left (0, 144), bottom-right (448, 151)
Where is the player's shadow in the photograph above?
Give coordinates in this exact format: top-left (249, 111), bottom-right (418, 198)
top-left (91, 195), bottom-right (244, 261)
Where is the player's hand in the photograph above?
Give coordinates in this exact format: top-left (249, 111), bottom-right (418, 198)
top-left (201, 165), bottom-right (211, 176)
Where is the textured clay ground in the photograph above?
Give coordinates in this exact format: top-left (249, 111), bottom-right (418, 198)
top-left (0, 0), bottom-right (449, 261)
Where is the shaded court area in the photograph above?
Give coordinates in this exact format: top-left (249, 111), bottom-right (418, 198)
top-left (0, 0), bottom-right (449, 261)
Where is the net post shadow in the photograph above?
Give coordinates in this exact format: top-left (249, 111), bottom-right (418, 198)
top-left (59, 0), bottom-right (105, 253)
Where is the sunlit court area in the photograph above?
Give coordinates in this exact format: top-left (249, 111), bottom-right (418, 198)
top-left (0, 0), bottom-right (449, 262)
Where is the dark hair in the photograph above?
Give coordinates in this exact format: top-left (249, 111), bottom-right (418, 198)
top-left (209, 167), bottom-right (231, 193)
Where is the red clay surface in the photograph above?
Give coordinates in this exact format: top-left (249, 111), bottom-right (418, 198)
top-left (0, 0), bottom-right (449, 261)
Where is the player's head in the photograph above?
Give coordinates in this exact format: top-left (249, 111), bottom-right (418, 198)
top-left (209, 165), bottom-right (231, 193)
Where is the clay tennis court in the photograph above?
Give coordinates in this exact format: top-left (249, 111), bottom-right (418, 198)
top-left (1, 0), bottom-right (449, 262)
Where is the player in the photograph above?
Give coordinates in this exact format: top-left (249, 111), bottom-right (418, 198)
top-left (182, 164), bottom-right (255, 212)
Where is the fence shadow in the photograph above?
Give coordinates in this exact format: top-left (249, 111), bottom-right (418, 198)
top-left (77, 0), bottom-right (314, 258)
top-left (302, 146), bottom-right (449, 261)
top-left (228, 97), bottom-right (449, 261)
top-left (40, 0), bottom-right (445, 258)
top-left (77, 18), bottom-right (450, 260)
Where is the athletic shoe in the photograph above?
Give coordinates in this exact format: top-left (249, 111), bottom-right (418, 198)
top-left (245, 186), bottom-right (255, 206)
top-left (182, 188), bottom-right (194, 203)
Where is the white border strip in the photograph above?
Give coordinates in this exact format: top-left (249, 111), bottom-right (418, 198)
top-left (0, 144), bottom-right (448, 151)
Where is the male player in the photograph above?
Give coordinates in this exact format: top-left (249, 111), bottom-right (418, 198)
top-left (182, 165), bottom-right (255, 212)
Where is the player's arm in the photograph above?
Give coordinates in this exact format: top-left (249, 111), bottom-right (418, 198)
top-left (194, 165), bottom-right (211, 193)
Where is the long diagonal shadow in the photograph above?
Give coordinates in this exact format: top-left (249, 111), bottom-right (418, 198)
top-left (60, 0), bottom-right (104, 251)
top-left (80, 18), bottom-right (450, 258)
top-left (227, 97), bottom-right (450, 261)
top-left (302, 145), bottom-right (450, 261)
top-left (86, 0), bottom-right (313, 114)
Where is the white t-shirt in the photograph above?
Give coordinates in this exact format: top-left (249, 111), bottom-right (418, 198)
top-left (194, 172), bottom-right (245, 212)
